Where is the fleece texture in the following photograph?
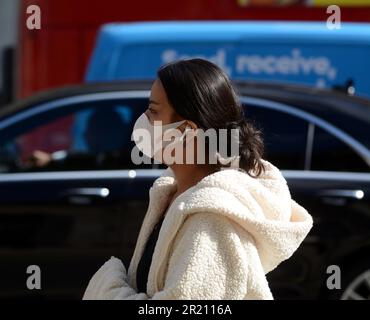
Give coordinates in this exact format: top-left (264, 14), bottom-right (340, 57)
top-left (82, 159), bottom-right (313, 300)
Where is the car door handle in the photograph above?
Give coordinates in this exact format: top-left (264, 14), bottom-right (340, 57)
top-left (64, 188), bottom-right (110, 197)
top-left (317, 189), bottom-right (365, 206)
top-left (61, 188), bottom-right (110, 205)
top-left (317, 189), bottom-right (364, 199)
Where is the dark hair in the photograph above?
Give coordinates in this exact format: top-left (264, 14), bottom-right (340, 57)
top-left (157, 58), bottom-right (266, 178)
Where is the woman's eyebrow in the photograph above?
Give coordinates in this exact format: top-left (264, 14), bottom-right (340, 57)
top-left (149, 99), bottom-right (159, 105)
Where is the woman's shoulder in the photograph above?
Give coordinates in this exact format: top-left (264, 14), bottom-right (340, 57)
top-left (174, 211), bottom-right (241, 246)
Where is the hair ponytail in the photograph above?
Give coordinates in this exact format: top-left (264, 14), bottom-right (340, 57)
top-left (236, 118), bottom-right (266, 177)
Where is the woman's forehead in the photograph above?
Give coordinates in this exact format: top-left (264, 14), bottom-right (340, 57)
top-left (150, 79), bottom-right (166, 101)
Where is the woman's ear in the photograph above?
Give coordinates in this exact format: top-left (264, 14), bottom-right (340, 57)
top-left (179, 120), bottom-right (198, 146)
top-left (184, 120), bottom-right (198, 131)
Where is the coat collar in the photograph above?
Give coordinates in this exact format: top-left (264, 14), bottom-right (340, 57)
top-left (126, 167), bottom-right (177, 292)
top-left (126, 166), bottom-right (247, 294)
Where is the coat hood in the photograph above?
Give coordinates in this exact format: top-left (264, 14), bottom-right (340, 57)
top-left (149, 158), bottom-right (313, 274)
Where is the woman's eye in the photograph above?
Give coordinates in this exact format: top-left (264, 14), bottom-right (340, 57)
top-left (148, 107), bottom-right (157, 114)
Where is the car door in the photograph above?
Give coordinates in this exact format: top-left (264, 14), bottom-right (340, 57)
top-left (286, 123), bottom-right (370, 300)
top-left (242, 97), bottom-right (370, 299)
top-left (0, 89), bottom-right (161, 299)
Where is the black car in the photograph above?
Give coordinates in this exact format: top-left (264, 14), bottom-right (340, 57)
top-left (0, 81), bottom-right (369, 300)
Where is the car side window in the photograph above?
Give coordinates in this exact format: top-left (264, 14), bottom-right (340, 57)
top-left (0, 98), bottom-right (152, 172)
top-left (244, 105), bottom-right (308, 170)
top-left (310, 126), bottom-right (369, 172)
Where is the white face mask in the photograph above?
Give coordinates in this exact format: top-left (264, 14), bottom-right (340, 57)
top-left (131, 112), bottom-right (187, 163)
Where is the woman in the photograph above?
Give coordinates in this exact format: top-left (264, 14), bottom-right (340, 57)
top-left (82, 58), bottom-right (313, 300)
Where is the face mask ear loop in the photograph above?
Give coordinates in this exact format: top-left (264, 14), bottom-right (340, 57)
top-left (180, 125), bottom-right (196, 145)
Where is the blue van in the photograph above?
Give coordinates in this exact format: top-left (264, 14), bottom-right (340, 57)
top-left (86, 21), bottom-right (370, 98)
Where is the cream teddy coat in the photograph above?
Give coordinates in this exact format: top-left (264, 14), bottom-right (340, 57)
top-left (82, 159), bottom-right (313, 300)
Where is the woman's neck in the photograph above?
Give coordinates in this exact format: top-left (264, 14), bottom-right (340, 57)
top-left (169, 163), bottom-right (219, 196)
